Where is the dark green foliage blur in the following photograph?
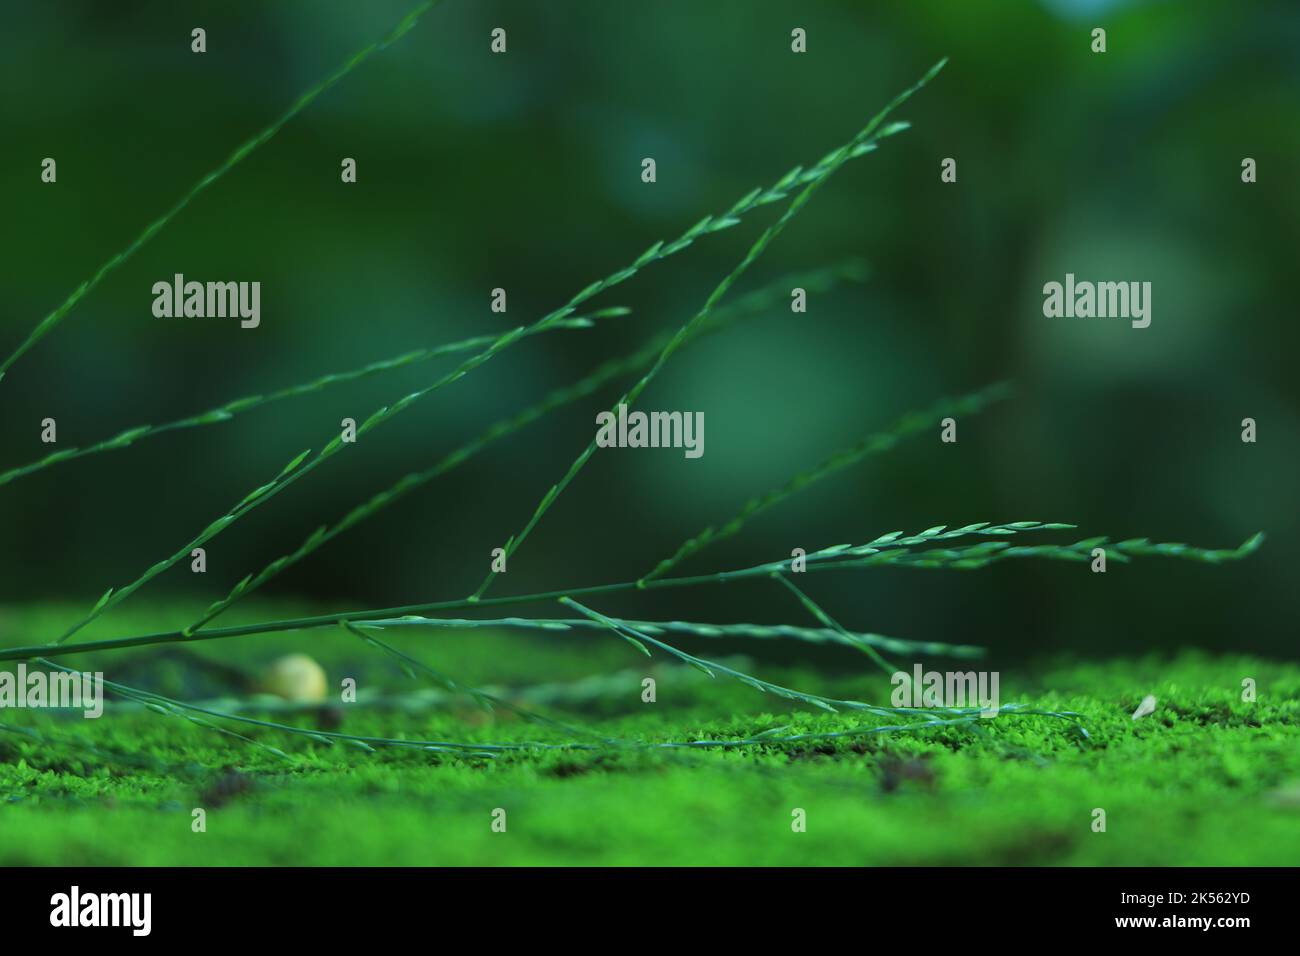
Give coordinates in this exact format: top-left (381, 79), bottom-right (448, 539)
top-left (2, 0), bottom-right (1296, 663)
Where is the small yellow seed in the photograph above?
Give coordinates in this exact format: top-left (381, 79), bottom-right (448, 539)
top-left (262, 654), bottom-right (327, 702)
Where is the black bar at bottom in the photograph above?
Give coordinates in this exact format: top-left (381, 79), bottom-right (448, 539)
top-left (0, 866), bottom-right (1287, 941)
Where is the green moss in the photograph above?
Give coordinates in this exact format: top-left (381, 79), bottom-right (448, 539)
top-left (2, 602), bottom-right (1297, 865)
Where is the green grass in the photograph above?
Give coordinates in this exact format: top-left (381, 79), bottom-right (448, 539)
top-left (2, 602), bottom-right (1298, 865)
top-left (2, 9), bottom-right (1281, 867)
top-left (25, 55), bottom-right (937, 652)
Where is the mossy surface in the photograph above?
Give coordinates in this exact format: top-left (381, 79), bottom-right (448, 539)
top-left (2, 602), bottom-right (1297, 866)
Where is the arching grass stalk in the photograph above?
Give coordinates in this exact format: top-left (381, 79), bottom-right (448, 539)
top-left (50, 77), bottom-right (925, 646)
top-left (98, 656), bottom-right (907, 719)
top-left (28, 658), bottom-right (522, 757)
top-left (55, 315), bottom-right (550, 643)
top-left (8, 256), bottom-right (859, 493)
top-left (184, 262), bottom-right (870, 634)
top-left (0, 308), bottom-right (627, 489)
top-left (95, 670), bottom-right (679, 716)
top-left (466, 58), bottom-right (950, 603)
top-left (2, 522), bottom-right (1261, 664)
top-left (560, 598), bottom-right (897, 715)
top-left (770, 572), bottom-right (898, 676)
top-left (19, 647), bottom-right (1084, 759)
top-left (638, 382), bottom-right (1012, 583)
top-left (32, 660), bottom-right (295, 762)
top-left (557, 598), bottom-right (1082, 728)
top-left (355, 614), bottom-right (985, 658)
top-left (804, 529), bottom-right (1266, 571)
top-left (0, 0), bottom-right (442, 386)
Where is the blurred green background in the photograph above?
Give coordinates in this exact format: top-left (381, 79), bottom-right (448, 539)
top-left (1, 0), bottom-right (1296, 670)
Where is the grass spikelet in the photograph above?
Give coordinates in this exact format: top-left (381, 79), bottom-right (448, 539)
top-left (640, 382), bottom-right (1013, 583)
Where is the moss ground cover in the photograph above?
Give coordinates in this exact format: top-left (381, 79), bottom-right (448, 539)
top-left (2, 601), bottom-right (1295, 866)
